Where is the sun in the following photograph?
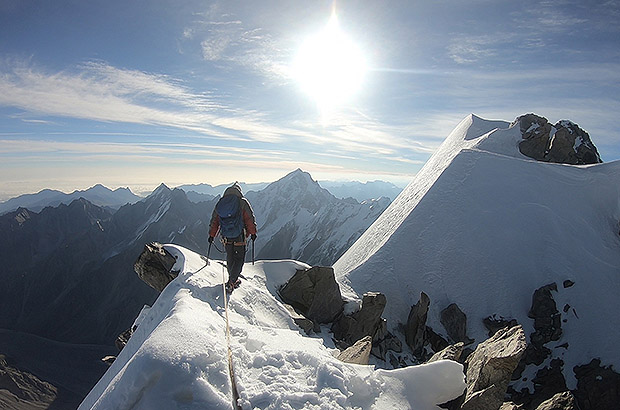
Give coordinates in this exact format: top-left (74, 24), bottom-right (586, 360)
top-left (292, 11), bottom-right (367, 112)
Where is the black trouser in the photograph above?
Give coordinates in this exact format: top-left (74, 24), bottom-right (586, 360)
top-left (225, 236), bottom-right (246, 283)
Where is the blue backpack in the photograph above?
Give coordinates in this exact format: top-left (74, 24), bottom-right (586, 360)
top-left (216, 195), bottom-right (244, 239)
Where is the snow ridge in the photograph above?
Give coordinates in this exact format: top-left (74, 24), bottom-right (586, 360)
top-left (80, 246), bottom-right (465, 409)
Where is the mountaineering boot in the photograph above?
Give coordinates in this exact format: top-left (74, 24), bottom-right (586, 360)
top-left (226, 279), bottom-right (241, 293)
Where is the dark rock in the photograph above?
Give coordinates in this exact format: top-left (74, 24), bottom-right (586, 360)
top-left (426, 325), bottom-right (450, 354)
top-left (510, 358), bottom-right (568, 409)
top-left (483, 315), bottom-right (519, 337)
top-left (562, 280), bottom-right (575, 288)
top-left (461, 325), bottom-right (527, 410)
top-left (528, 283), bottom-right (562, 348)
top-left (332, 292), bottom-right (385, 346)
top-left (133, 242), bottom-right (179, 292)
top-left (337, 336), bottom-right (372, 365)
top-left (534, 391), bottom-right (577, 410)
top-left (405, 292), bottom-right (430, 355)
top-left (283, 303), bottom-right (316, 335)
top-left (515, 114), bottom-right (602, 165)
top-left (574, 358), bottom-right (620, 410)
top-left (115, 327), bottom-right (134, 351)
top-left (371, 319), bottom-right (402, 360)
top-left (517, 114), bottom-right (554, 161)
top-left (513, 284), bottom-right (562, 384)
top-left (279, 266), bottom-right (343, 324)
top-left (440, 303), bottom-right (474, 345)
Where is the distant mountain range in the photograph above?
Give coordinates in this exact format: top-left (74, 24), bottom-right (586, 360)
top-left (318, 180), bottom-right (403, 202)
top-left (176, 181), bottom-right (269, 199)
top-left (0, 184), bottom-right (141, 215)
top-left (0, 178), bottom-right (402, 215)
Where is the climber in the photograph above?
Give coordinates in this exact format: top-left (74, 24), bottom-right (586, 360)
top-left (208, 182), bottom-right (257, 292)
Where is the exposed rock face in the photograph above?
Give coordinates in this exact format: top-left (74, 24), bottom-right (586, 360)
top-left (283, 303), bottom-right (316, 334)
top-left (279, 266), bottom-right (343, 324)
top-left (337, 336), bottom-right (372, 365)
top-left (427, 342), bottom-right (464, 364)
top-left (405, 292), bottom-right (430, 355)
top-left (332, 292), bottom-right (386, 347)
top-left (115, 326), bottom-right (136, 351)
top-left (371, 319), bottom-right (402, 360)
top-left (426, 326), bottom-right (449, 354)
top-left (535, 391), bottom-right (577, 410)
top-left (523, 358), bottom-right (569, 409)
top-left (461, 325), bottom-right (527, 410)
top-left (515, 114), bottom-right (602, 165)
top-left (440, 303), bottom-right (474, 345)
top-left (574, 358), bottom-right (620, 410)
top-left (133, 242), bottom-right (179, 292)
top-left (0, 354), bottom-right (57, 410)
top-left (528, 283), bottom-right (562, 347)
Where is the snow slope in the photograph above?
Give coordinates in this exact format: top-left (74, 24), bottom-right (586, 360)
top-left (335, 114), bottom-right (620, 388)
top-left (80, 246), bottom-right (465, 409)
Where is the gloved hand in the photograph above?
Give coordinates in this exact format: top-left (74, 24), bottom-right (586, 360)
top-left (208, 236), bottom-right (214, 243)
top-left (251, 233), bottom-right (257, 241)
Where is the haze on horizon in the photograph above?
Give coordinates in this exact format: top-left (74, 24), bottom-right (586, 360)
top-left (1, 0), bottom-right (619, 200)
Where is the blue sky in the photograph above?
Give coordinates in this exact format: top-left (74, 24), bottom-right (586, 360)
top-left (1, 0), bottom-right (619, 199)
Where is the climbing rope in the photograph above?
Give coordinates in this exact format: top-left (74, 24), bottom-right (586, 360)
top-left (222, 264), bottom-right (243, 410)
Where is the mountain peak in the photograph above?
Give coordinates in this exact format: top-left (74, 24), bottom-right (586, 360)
top-left (149, 183), bottom-right (171, 197)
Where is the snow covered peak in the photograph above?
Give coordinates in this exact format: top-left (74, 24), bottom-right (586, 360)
top-left (335, 113), bottom-right (620, 391)
top-left (273, 168), bottom-right (324, 193)
top-left (258, 169), bottom-right (334, 211)
top-left (148, 183), bottom-right (172, 199)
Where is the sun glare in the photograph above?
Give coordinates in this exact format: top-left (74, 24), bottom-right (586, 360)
top-left (293, 12), bottom-right (367, 112)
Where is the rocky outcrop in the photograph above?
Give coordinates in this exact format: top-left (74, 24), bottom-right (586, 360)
top-left (332, 292), bottom-right (386, 347)
top-left (371, 319), bottom-right (402, 360)
top-left (278, 268), bottom-right (400, 361)
top-left (115, 326), bottom-right (136, 351)
top-left (513, 283), bottom-right (563, 384)
top-left (133, 242), bottom-right (179, 292)
top-left (515, 114), bottom-right (602, 165)
top-left (441, 303), bottom-right (474, 345)
top-left (283, 303), bottom-right (317, 334)
top-left (279, 266), bottom-right (343, 324)
top-left (405, 292), bottom-right (430, 356)
top-left (427, 342), bottom-right (465, 364)
top-left (535, 391), bottom-right (577, 410)
top-left (528, 283), bottom-right (562, 347)
top-left (461, 325), bottom-right (527, 410)
top-left (337, 336), bottom-right (372, 365)
top-left (573, 358), bottom-right (620, 410)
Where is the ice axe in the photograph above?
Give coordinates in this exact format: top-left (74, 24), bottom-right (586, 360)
top-left (196, 241), bottom-right (212, 273)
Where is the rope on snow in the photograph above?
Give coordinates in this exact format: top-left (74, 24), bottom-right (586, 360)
top-left (222, 263), bottom-right (243, 410)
